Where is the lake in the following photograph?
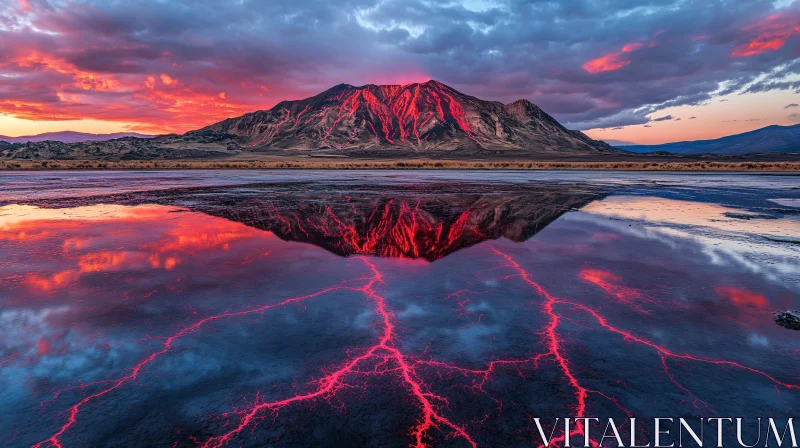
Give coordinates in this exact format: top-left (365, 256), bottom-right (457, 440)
top-left (1, 170), bottom-right (798, 447)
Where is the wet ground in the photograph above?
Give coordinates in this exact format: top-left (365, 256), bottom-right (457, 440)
top-left (0, 170), bottom-right (798, 447)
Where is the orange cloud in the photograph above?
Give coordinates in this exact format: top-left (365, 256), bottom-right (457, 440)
top-left (715, 286), bottom-right (768, 308)
top-left (26, 270), bottom-right (81, 292)
top-left (732, 13), bottom-right (800, 57)
top-left (163, 257), bottom-right (178, 270)
top-left (78, 251), bottom-right (128, 272)
top-left (15, 52), bottom-right (119, 92)
top-left (151, 220), bottom-right (259, 253)
top-left (583, 42), bottom-right (643, 73)
top-left (0, 46), bottom-right (261, 134)
top-left (621, 42), bottom-right (644, 52)
top-left (160, 73), bottom-right (176, 85)
top-left (0, 229), bottom-right (51, 241)
top-left (63, 237), bottom-right (92, 251)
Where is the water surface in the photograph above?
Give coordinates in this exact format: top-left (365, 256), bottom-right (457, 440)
top-left (1, 171), bottom-right (798, 447)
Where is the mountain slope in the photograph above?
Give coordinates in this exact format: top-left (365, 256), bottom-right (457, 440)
top-left (619, 124), bottom-right (800, 155)
top-left (0, 131), bottom-right (154, 144)
top-left (199, 80), bottom-right (615, 153)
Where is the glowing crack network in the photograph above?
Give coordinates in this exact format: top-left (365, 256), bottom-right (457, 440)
top-left (26, 245), bottom-right (798, 448)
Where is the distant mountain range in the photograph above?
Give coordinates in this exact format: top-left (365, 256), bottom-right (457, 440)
top-left (0, 131), bottom-right (154, 144)
top-left (618, 124), bottom-right (800, 155)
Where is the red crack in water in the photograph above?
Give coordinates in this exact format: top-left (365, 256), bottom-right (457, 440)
top-left (489, 246), bottom-right (799, 445)
top-left (26, 243), bottom-right (799, 448)
top-left (196, 258), bottom-right (477, 448)
top-left (30, 272), bottom-right (362, 447)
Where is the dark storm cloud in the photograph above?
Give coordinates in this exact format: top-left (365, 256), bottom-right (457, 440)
top-left (1, 0), bottom-right (799, 132)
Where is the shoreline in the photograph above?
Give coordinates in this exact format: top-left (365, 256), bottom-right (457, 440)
top-left (2, 160), bottom-right (800, 171)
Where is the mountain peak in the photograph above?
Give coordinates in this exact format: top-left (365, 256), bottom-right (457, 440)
top-left (420, 79), bottom-right (444, 87)
top-left (203, 81), bottom-right (616, 154)
top-left (353, 79), bottom-right (441, 89)
top-left (507, 98), bottom-right (535, 107)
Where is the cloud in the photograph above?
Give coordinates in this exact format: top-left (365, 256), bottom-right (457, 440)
top-left (689, 116), bottom-right (697, 119)
top-left (582, 42), bottom-right (644, 73)
top-left (730, 13), bottom-right (800, 57)
top-left (0, 0), bottom-right (799, 133)
top-left (786, 103), bottom-right (799, 109)
top-left (651, 115), bottom-right (674, 122)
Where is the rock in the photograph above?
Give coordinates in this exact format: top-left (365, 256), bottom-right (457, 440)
top-left (774, 310), bottom-right (800, 330)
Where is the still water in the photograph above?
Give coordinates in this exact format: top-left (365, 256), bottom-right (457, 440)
top-left (0, 170), bottom-right (798, 447)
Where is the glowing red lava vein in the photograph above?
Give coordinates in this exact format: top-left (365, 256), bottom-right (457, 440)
top-left (31, 279), bottom-right (353, 448)
top-left (197, 258), bottom-right (476, 448)
top-left (489, 246), bottom-right (799, 444)
top-left (29, 246), bottom-right (799, 448)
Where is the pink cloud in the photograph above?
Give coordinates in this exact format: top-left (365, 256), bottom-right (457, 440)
top-left (731, 13), bottom-right (800, 57)
top-left (583, 42), bottom-right (643, 73)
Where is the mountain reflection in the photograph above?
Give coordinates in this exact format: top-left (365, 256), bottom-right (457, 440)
top-left (3, 179), bottom-right (798, 448)
top-left (22, 182), bottom-right (608, 261)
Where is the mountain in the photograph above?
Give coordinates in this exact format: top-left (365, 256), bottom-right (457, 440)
top-left (23, 181), bottom-right (608, 261)
top-left (0, 81), bottom-right (621, 161)
top-left (0, 131), bottom-right (154, 144)
top-left (194, 185), bottom-right (606, 261)
top-left (618, 124), bottom-right (800, 155)
top-left (198, 80), bottom-right (615, 153)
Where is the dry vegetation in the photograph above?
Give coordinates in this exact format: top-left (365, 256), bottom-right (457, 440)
top-left (2, 159), bottom-right (800, 171)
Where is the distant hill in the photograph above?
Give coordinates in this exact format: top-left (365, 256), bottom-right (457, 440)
top-left (619, 124), bottom-right (800, 155)
top-left (0, 131), bottom-right (154, 144)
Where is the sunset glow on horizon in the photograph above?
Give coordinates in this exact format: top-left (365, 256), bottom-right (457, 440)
top-left (1, 0), bottom-right (798, 144)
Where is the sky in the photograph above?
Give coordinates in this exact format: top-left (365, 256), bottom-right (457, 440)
top-left (0, 0), bottom-right (798, 144)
